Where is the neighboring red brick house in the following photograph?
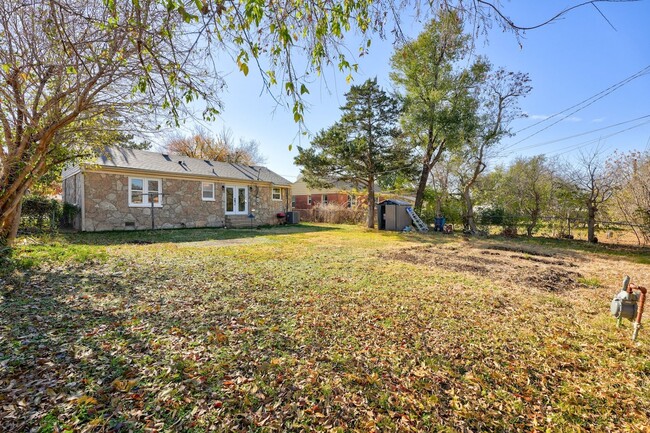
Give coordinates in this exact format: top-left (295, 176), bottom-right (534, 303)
top-left (292, 176), bottom-right (366, 210)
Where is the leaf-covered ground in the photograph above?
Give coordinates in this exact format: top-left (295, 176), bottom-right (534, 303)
top-left (1, 224), bottom-right (649, 432)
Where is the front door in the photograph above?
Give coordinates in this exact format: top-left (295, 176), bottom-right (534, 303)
top-left (225, 186), bottom-right (248, 215)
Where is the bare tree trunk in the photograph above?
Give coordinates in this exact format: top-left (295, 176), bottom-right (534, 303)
top-left (414, 136), bottom-right (445, 214)
top-left (526, 191), bottom-right (541, 237)
top-left (463, 186), bottom-right (477, 233)
top-left (433, 167), bottom-right (448, 217)
top-left (366, 177), bottom-right (376, 229)
top-left (0, 175), bottom-right (31, 247)
top-left (0, 203), bottom-right (23, 247)
top-left (414, 134), bottom-right (435, 214)
top-left (526, 210), bottom-right (538, 237)
top-left (587, 205), bottom-right (597, 243)
top-left (435, 196), bottom-right (442, 216)
top-left (461, 152), bottom-right (485, 235)
top-left (526, 202), bottom-right (540, 237)
top-left (8, 205), bottom-right (22, 242)
top-left (414, 159), bottom-right (430, 214)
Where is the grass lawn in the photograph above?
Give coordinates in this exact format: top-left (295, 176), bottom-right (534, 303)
top-left (1, 224), bottom-right (649, 432)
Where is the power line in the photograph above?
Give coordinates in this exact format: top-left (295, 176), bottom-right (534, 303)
top-left (504, 64), bottom-right (650, 151)
top-left (495, 114), bottom-right (650, 156)
top-left (550, 119), bottom-right (650, 157)
top-left (513, 64), bottom-right (650, 136)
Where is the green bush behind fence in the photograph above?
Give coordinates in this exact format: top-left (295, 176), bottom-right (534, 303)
top-left (20, 195), bottom-right (79, 231)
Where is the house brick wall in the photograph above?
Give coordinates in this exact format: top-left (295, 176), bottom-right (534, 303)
top-left (81, 172), bottom-right (289, 231)
top-left (293, 192), bottom-right (358, 210)
top-left (294, 194), bottom-right (311, 209)
top-left (246, 184), bottom-right (289, 227)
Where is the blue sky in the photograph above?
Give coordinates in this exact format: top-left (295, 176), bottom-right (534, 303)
top-left (182, 1), bottom-right (650, 181)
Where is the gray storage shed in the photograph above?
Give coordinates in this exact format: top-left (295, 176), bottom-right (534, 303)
top-left (377, 199), bottom-right (412, 231)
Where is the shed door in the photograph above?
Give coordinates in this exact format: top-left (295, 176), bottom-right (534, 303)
top-left (378, 205), bottom-right (386, 230)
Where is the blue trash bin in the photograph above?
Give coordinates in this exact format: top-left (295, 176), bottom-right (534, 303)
top-left (434, 217), bottom-right (446, 232)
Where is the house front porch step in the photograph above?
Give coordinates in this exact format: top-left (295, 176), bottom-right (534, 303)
top-left (225, 214), bottom-right (256, 228)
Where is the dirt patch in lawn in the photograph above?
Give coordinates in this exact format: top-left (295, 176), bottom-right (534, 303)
top-left (382, 243), bottom-right (585, 292)
top-left (483, 243), bottom-right (556, 257)
top-left (177, 237), bottom-right (271, 248)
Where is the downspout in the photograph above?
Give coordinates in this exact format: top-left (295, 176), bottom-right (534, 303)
top-left (285, 187), bottom-right (289, 212)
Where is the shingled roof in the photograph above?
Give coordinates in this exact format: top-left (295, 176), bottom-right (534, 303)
top-left (68, 147), bottom-right (291, 186)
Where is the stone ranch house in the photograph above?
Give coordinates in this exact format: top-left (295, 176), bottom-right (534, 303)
top-left (62, 148), bottom-right (292, 231)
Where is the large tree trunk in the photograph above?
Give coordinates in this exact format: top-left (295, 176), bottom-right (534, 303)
top-left (413, 132), bottom-right (445, 214)
top-left (526, 203), bottom-right (540, 237)
top-left (526, 210), bottom-right (538, 237)
top-left (366, 177), bottom-right (376, 229)
top-left (526, 191), bottom-right (541, 237)
top-left (0, 199), bottom-right (23, 247)
top-left (587, 204), bottom-right (597, 243)
top-left (414, 159), bottom-right (430, 214)
top-left (433, 168), bottom-right (448, 217)
top-left (0, 173), bottom-right (32, 247)
top-left (462, 186), bottom-right (477, 233)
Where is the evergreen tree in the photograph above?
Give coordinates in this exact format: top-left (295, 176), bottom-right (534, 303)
top-left (295, 78), bottom-right (415, 228)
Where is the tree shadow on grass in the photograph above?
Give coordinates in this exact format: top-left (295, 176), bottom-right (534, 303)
top-left (3, 270), bottom-right (134, 430)
top-left (3, 251), bottom-right (358, 432)
top-left (0, 265), bottom-right (240, 432)
top-left (61, 223), bottom-right (339, 246)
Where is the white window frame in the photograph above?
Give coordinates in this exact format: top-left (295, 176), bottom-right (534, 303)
top-left (347, 194), bottom-right (357, 208)
top-left (272, 187), bottom-right (282, 201)
top-left (322, 194), bottom-right (328, 205)
top-left (128, 177), bottom-right (162, 207)
top-left (291, 195), bottom-right (296, 208)
top-left (201, 182), bottom-right (215, 201)
top-left (307, 195), bottom-right (312, 205)
top-left (224, 185), bottom-right (249, 215)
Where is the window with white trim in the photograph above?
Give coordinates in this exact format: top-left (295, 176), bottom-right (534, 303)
top-left (322, 194), bottom-right (328, 205)
top-left (291, 195), bottom-right (296, 208)
top-left (202, 182), bottom-right (215, 201)
top-left (272, 187), bottom-right (282, 201)
top-left (347, 194), bottom-right (357, 208)
top-left (307, 195), bottom-right (312, 205)
top-left (129, 177), bottom-right (162, 207)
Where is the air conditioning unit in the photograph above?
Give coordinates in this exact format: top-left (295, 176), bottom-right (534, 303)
top-left (286, 211), bottom-right (300, 224)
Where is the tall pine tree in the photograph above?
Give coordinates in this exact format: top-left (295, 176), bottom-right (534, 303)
top-left (295, 78), bottom-right (414, 228)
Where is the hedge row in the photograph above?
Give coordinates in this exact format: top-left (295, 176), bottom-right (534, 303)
top-left (21, 195), bottom-right (79, 230)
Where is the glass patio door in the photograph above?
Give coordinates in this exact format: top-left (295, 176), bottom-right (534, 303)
top-left (225, 186), bottom-right (248, 214)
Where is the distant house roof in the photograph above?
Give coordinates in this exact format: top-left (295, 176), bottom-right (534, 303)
top-left (65, 147), bottom-right (291, 186)
top-left (292, 174), bottom-right (380, 195)
top-left (377, 199), bottom-right (412, 206)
